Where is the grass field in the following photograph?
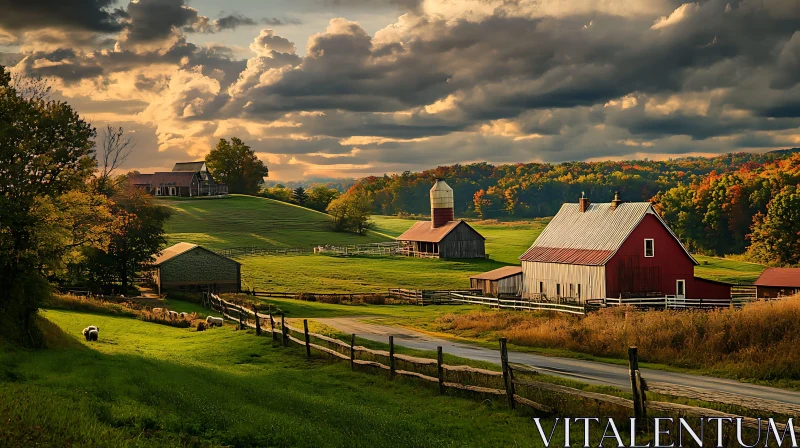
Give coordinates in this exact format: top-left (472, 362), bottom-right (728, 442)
top-left (161, 195), bottom-right (390, 250)
top-left (161, 195), bottom-right (764, 292)
top-left (1, 309), bottom-right (550, 447)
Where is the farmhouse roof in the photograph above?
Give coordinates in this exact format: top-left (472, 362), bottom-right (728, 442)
top-left (150, 171), bottom-right (196, 187)
top-left (396, 220), bottom-right (483, 243)
top-left (520, 202), bottom-right (696, 266)
top-left (129, 173), bottom-right (153, 185)
top-left (470, 266), bottom-right (522, 281)
top-left (172, 162), bottom-right (206, 172)
top-left (153, 242), bottom-right (240, 266)
top-left (754, 268), bottom-right (800, 288)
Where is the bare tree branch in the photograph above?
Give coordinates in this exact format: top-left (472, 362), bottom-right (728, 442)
top-left (97, 125), bottom-right (135, 191)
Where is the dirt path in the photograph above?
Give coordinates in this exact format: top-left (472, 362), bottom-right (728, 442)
top-left (316, 317), bottom-right (800, 406)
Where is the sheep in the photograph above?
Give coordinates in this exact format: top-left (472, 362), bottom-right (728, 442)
top-left (82, 326), bottom-right (99, 342)
top-left (178, 312), bottom-right (188, 318)
top-left (168, 310), bottom-right (179, 318)
top-left (206, 316), bottom-right (223, 327)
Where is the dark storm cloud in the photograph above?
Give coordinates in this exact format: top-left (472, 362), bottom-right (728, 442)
top-left (214, 14), bottom-right (301, 31)
top-left (0, 0), bottom-right (123, 33)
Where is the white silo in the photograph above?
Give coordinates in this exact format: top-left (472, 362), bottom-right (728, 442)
top-left (430, 179), bottom-right (455, 228)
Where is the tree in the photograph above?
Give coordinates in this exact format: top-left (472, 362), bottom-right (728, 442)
top-left (259, 186), bottom-right (293, 203)
top-left (747, 185), bottom-right (800, 266)
top-left (307, 186), bottom-right (340, 212)
top-left (326, 187), bottom-right (373, 235)
top-left (95, 125), bottom-right (133, 195)
top-left (292, 186), bottom-right (308, 206)
top-left (205, 137), bottom-right (269, 194)
top-left (0, 66), bottom-right (100, 344)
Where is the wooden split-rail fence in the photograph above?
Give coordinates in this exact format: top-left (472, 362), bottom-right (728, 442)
top-left (205, 293), bottom-right (798, 435)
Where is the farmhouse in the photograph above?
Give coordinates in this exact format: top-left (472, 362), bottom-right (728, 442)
top-left (754, 268), bottom-right (800, 298)
top-left (130, 162), bottom-right (228, 197)
top-left (396, 179), bottom-right (486, 259)
top-left (519, 193), bottom-right (731, 303)
top-left (153, 242), bottom-right (241, 294)
top-left (470, 266), bottom-right (523, 297)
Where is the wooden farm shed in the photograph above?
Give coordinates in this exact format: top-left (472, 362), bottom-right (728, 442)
top-left (470, 266), bottom-right (523, 297)
top-left (519, 193), bottom-right (731, 303)
top-left (396, 179), bottom-right (486, 259)
top-left (153, 242), bottom-right (241, 294)
top-left (754, 268), bottom-right (800, 299)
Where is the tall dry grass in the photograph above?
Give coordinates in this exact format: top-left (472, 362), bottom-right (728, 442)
top-left (436, 295), bottom-right (800, 381)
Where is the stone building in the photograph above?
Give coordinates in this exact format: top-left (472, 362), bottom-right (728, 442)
top-left (153, 242), bottom-right (241, 294)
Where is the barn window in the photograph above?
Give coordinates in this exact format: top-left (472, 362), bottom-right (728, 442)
top-left (539, 282), bottom-right (544, 293)
top-left (644, 239), bottom-right (655, 257)
top-left (577, 284), bottom-right (581, 299)
top-left (556, 284), bottom-right (561, 297)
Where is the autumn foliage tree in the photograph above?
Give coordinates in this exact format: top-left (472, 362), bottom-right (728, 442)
top-left (747, 185), bottom-right (800, 266)
top-left (0, 66), bottom-right (102, 344)
top-left (205, 137), bottom-right (269, 194)
top-left (326, 187), bottom-right (373, 235)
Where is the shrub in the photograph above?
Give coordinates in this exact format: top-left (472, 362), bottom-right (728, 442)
top-left (45, 294), bottom-right (138, 317)
top-left (139, 310), bottom-right (197, 328)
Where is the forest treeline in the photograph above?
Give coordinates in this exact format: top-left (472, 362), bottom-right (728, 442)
top-left (347, 150), bottom-right (800, 264)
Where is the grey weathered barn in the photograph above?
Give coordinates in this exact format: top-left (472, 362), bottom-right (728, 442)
top-left (470, 266), bottom-right (523, 297)
top-left (396, 179), bottom-right (486, 259)
top-left (153, 242), bottom-right (241, 294)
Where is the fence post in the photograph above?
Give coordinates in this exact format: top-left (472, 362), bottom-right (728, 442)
top-left (303, 319), bottom-right (311, 358)
top-left (281, 314), bottom-right (287, 347)
top-left (437, 346), bottom-right (445, 395)
top-left (252, 305), bottom-right (261, 336)
top-left (628, 346), bottom-right (647, 423)
top-left (270, 314), bottom-right (276, 341)
top-left (350, 333), bottom-right (356, 370)
top-left (389, 336), bottom-right (396, 380)
top-left (238, 305), bottom-right (245, 330)
top-left (499, 338), bottom-right (516, 409)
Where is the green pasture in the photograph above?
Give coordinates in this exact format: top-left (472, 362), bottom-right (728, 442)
top-left (161, 195), bottom-right (390, 250)
top-left (0, 309), bottom-right (547, 447)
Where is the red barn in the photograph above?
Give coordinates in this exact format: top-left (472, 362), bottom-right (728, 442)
top-left (519, 194), bottom-right (731, 303)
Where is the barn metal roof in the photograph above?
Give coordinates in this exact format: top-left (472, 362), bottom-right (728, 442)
top-left (153, 242), bottom-right (240, 266)
top-left (150, 171), bottom-right (197, 187)
top-left (153, 242), bottom-right (198, 265)
top-left (396, 220), bottom-right (484, 243)
top-left (470, 266), bottom-right (522, 281)
top-left (754, 268), bottom-right (800, 288)
top-left (172, 162), bottom-right (206, 172)
top-left (129, 173), bottom-right (153, 185)
top-left (520, 202), bottom-right (696, 266)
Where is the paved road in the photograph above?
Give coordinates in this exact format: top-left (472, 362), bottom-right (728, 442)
top-left (316, 317), bottom-right (800, 406)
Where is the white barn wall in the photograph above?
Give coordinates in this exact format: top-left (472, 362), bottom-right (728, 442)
top-left (522, 262), bottom-right (606, 301)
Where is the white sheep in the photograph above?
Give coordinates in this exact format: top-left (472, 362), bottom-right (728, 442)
top-left (205, 316), bottom-right (223, 327)
top-left (82, 326), bottom-right (99, 342)
top-left (168, 310), bottom-right (179, 318)
top-left (178, 312), bottom-right (188, 318)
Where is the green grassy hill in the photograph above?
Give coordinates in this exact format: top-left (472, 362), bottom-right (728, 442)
top-left (161, 195), bottom-right (391, 250)
top-left (0, 309), bottom-right (543, 446)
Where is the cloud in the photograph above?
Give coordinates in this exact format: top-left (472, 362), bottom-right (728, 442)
top-left (651, 3), bottom-right (700, 30)
top-left (4, 0), bottom-right (800, 179)
top-left (0, 0), bottom-right (123, 34)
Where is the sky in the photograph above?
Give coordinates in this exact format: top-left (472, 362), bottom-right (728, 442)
top-left (1, 0), bottom-right (799, 180)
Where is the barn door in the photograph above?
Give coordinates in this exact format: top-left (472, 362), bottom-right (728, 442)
top-left (676, 279), bottom-right (686, 300)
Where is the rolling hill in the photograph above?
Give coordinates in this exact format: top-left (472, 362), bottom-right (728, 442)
top-left (161, 195), bottom-right (391, 250)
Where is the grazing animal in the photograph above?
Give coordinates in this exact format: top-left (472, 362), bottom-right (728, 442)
top-left (82, 326), bottom-right (99, 342)
top-left (168, 310), bottom-right (179, 318)
top-left (206, 316), bottom-right (223, 327)
top-left (179, 312), bottom-right (188, 318)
